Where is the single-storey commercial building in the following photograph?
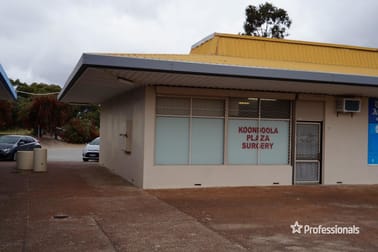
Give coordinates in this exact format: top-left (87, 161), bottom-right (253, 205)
top-left (59, 33), bottom-right (378, 188)
top-left (0, 64), bottom-right (17, 101)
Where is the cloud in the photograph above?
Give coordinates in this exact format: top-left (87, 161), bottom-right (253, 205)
top-left (274, 0), bottom-right (378, 46)
top-left (0, 0), bottom-right (377, 86)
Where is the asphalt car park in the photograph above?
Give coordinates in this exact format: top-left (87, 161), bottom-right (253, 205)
top-left (0, 160), bottom-right (377, 251)
top-left (38, 137), bottom-right (99, 162)
top-left (47, 147), bottom-right (84, 162)
top-left (0, 137), bottom-right (99, 163)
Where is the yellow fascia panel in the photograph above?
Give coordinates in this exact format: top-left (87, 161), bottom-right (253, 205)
top-left (190, 33), bottom-right (378, 70)
top-left (190, 36), bottom-right (219, 55)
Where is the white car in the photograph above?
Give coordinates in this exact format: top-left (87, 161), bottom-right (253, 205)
top-left (82, 137), bottom-right (100, 161)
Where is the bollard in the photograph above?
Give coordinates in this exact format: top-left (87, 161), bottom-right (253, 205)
top-left (33, 148), bottom-right (47, 172)
top-left (16, 151), bottom-right (34, 170)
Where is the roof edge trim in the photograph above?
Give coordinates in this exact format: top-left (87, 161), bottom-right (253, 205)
top-left (0, 64), bottom-right (17, 100)
top-left (191, 33), bottom-right (216, 50)
top-left (194, 32), bottom-right (378, 53)
top-left (58, 55), bottom-right (87, 101)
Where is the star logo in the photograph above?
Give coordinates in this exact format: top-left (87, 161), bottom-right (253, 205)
top-left (290, 221), bottom-right (303, 234)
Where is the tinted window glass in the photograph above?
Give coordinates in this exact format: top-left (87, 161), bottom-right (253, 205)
top-left (192, 99), bottom-right (225, 117)
top-left (156, 97), bottom-right (190, 116)
top-left (229, 98), bottom-right (258, 118)
top-left (261, 99), bottom-right (291, 118)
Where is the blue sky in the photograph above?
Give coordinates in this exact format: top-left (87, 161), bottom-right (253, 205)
top-left (1, 0), bottom-right (377, 86)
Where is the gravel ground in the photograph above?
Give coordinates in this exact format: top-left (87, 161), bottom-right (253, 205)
top-left (149, 185), bottom-right (378, 251)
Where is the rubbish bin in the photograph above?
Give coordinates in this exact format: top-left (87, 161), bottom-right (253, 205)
top-left (33, 148), bottom-right (47, 172)
top-left (16, 151), bottom-right (34, 170)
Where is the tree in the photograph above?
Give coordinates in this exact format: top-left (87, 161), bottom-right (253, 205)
top-left (15, 80), bottom-right (61, 98)
top-left (0, 101), bottom-right (14, 129)
top-left (26, 95), bottom-right (71, 136)
top-left (6, 79), bottom-right (100, 142)
top-left (243, 2), bottom-right (292, 38)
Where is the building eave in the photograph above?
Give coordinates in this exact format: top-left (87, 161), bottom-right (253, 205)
top-left (58, 53), bottom-right (378, 104)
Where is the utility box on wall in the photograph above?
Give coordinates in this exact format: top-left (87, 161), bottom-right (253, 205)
top-left (336, 98), bottom-right (361, 113)
top-left (124, 119), bottom-right (132, 154)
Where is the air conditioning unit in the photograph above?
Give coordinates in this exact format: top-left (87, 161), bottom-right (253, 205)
top-left (336, 98), bottom-right (361, 113)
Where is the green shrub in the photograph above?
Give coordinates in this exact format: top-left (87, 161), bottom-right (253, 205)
top-left (61, 118), bottom-right (99, 143)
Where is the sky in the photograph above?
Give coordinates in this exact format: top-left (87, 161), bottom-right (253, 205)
top-left (1, 0), bottom-right (378, 86)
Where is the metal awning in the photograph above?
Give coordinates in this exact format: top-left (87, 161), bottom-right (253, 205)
top-left (0, 65), bottom-right (17, 101)
top-left (58, 53), bottom-right (378, 104)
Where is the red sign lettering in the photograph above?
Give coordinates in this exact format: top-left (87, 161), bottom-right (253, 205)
top-left (238, 126), bottom-right (278, 151)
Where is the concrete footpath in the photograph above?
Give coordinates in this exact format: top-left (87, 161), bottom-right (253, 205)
top-left (0, 161), bottom-right (243, 252)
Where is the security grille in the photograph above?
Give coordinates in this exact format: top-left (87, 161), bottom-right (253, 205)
top-left (295, 123), bottom-right (321, 184)
top-left (295, 161), bottom-right (320, 182)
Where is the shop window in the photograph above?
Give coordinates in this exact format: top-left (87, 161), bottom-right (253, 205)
top-left (191, 118), bottom-right (224, 164)
top-left (228, 119), bottom-right (258, 164)
top-left (229, 98), bottom-right (258, 118)
top-left (155, 96), bottom-right (290, 166)
top-left (259, 120), bottom-right (289, 164)
top-left (227, 98), bottom-right (291, 165)
top-left (191, 99), bottom-right (225, 164)
top-left (192, 98), bottom-right (225, 117)
top-left (155, 117), bottom-right (189, 165)
top-left (155, 97), bottom-right (224, 165)
top-left (156, 97), bottom-right (190, 115)
top-left (261, 99), bottom-right (291, 118)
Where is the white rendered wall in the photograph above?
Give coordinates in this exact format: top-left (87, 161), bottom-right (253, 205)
top-left (100, 86), bottom-right (378, 188)
top-left (323, 96), bottom-right (378, 184)
top-left (295, 95), bottom-right (378, 184)
top-left (100, 88), bottom-right (146, 187)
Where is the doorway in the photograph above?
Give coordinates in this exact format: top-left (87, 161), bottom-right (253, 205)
top-left (295, 122), bottom-right (322, 184)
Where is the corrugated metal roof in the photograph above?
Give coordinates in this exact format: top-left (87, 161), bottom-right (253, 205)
top-left (190, 33), bottom-right (378, 70)
top-left (98, 33), bottom-right (378, 78)
top-left (103, 52), bottom-right (378, 78)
